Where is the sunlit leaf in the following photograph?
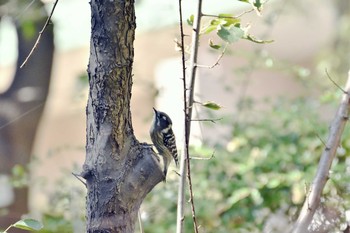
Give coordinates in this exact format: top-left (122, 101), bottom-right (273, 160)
top-left (201, 24), bottom-right (217, 34)
top-left (223, 18), bottom-right (240, 27)
top-left (13, 219), bottom-right (43, 231)
top-left (217, 26), bottom-right (244, 43)
top-left (209, 39), bottom-right (221, 50)
top-left (210, 19), bottom-right (221, 26)
top-left (187, 14), bottom-right (194, 26)
top-left (202, 19), bottom-right (222, 34)
top-left (217, 14), bottom-right (240, 27)
top-left (202, 101), bottom-right (222, 110)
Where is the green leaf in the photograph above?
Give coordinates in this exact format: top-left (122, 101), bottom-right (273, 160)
top-left (13, 219), bottom-right (43, 231)
top-left (238, 0), bottom-right (250, 3)
top-left (202, 101), bottom-right (222, 110)
top-left (201, 19), bottom-right (221, 34)
top-left (210, 19), bottom-right (221, 26)
top-left (209, 39), bottom-right (221, 50)
top-left (217, 14), bottom-right (241, 27)
top-left (202, 17), bottom-right (241, 35)
top-left (217, 26), bottom-right (244, 43)
top-left (253, 0), bottom-right (263, 10)
top-left (187, 14), bottom-right (194, 26)
top-left (222, 18), bottom-right (240, 27)
top-left (201, 24), bottom-right (217, 34)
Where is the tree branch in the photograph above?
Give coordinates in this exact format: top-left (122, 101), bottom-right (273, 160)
top-left (191, 118), bottom-right (223, 123)
top-left (20, 0), bottom-right (59, 68)
top-left (176, 0), bottom-right (188, 231)
top-left (202, 8), bottom-right (254, 19)
top-left (325, 68), bottom-right (346, 93)
top-left (292, 71), bottom-right (350, 233)
top-left (190, 151), bottom-right (215, 160)
top-left (176, 0), bottom-right (202, 233)
top-left (72, 172), bottom-right (86, 187)
top-left (196, 44), bottom-right (227, 69)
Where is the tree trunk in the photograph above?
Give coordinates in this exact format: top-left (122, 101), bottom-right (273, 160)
top-left (0, 2), bottom-right (54, 231)
top-left (82, 1), bottom-right (163, 232)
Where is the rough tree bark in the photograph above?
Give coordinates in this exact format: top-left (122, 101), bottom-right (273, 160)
top-left (81, 1), bottom-right (163, 232)
top-left (0, 1), bottom-right (54, 231)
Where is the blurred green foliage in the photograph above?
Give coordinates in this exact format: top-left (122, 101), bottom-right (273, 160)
top-left (37, 214), bottom-right (73, 233)
top-left (142, 98), bottom-right (350, 233)
top-left (37, 173), bottom-right (85, 233)
top-left (19, 88), bottom-right (348, 233)
top-left (5, 96), bottom-right (348, 233)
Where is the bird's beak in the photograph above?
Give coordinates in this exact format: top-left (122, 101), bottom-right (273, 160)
top-left (153, 107), bottom-right (157, 114)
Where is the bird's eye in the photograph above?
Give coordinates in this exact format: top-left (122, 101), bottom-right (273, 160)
top-left (162, 116), bottom-right (167, 121)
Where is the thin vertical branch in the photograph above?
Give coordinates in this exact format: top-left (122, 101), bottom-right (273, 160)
top-left (176, 0), bottom-right (202, 232)
top-left (186, 1), bottom-right (202, 122)
top-left (292, 71), bottom-right (350, 233)
top-left (176, 0), bottom-right (188, 231)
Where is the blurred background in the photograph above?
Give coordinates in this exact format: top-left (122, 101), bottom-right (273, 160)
top-left (0, 0), bottom-right (350, 232)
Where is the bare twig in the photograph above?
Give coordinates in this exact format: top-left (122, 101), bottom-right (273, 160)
top-left (72, 172), bottom-right (86, 187)
top-left (292, 71), bottom-right (350, 233)
top-left (197, 44), bottom-right (227, 69)
top-left (190, 151), bottom-right (215, 160)
top-left (190, 156), bottom-right (213, 160)
top-left (314, 132), bottom-right (328, 150)
top-left (173, 170), bottom-right (181, 177)
top-left (325, 68), bottom-right (346, 93)
top-left (20, 0), bottom-right (59, 68)
top-left (202, 8), bottom-right (254, 19)
top-left (191, 118), bottom-right (223, 123)
top-left (0, 103), bottom-right (44, 131)
top-left (15, 0), bottom-right (36, 20)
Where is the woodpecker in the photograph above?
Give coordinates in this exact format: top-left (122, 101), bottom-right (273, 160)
top-left (150, 108), bottom-right (178, 178)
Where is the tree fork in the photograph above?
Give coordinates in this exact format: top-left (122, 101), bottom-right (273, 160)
top-left (82, 1), bottom-right (163, 232)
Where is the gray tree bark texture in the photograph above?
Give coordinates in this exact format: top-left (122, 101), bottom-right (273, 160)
top-left (82, 1), bottom-right (163, 232)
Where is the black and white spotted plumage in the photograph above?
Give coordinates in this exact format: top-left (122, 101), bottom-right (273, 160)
top-left (150, 108), bottom-right (178, 177)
